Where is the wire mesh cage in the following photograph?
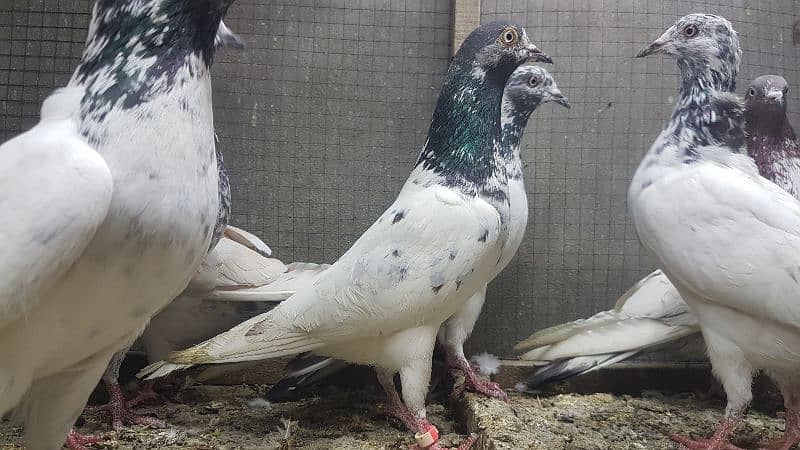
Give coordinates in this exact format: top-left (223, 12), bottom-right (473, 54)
top-left (1, 0), bottom-right (798, 357)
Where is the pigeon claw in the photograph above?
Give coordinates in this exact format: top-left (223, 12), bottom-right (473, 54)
top-left (667, 432), bottom-right (745, 450)
top-left (85, 382), bottom-right (167, 431)
top-left (64, 430), bottom-right (103, 450)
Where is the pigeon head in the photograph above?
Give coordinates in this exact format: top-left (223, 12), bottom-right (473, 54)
top-left (415, 22), bottom-right (550, 185)
top-left (745, 75), bottom-right (797, 163)
top-left (503, 65), bottom-right (570, 119)
top-left (637, 14), bottom-right (740, 93)
top-left (745, 75), bottom-right (789, 121)
top-left (500, 65), bottom-right (568, 154)
top-left (455, 21), bottom-right (552, 78)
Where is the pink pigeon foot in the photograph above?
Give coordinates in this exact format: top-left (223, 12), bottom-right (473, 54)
top-left (759, 391), bottom-right (800, 450)
top-left (64, 430), bottom-right (103, 450)
top-left (123, 380), bottom-right (163, 408)
top-left (447, 354), bottom-right (507, 401)
top-left (85, 382), bottom-right (166, 430)
top-left (668, 416), bottom-right (744, 450)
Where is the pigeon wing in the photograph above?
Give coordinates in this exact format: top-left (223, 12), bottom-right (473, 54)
top-left (139, 185), bottom-right (502, 376)
top-left (634, 161), bottom-right (800, 332)
top-left (0, 88), bottom-right (113, 327)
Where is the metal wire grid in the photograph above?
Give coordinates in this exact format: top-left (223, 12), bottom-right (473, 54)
top-left (0, 0), bottom-right (798, 354)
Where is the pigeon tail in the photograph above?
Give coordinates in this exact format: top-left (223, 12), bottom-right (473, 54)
top-left (137, 309), bottom-right (324, 380)
top-left (266, 354), bottom-right (349, 402)
top-left (516, 351), bottom-right (639, 391)
top-left (205, 261), bottom-right (329, 302)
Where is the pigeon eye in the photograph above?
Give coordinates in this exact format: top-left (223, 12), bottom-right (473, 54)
top-left (748, 88), bottom-right (756, 96)
top-left (528, 76), bottom-right (540, 88)
top-left (500, 27), bottom-right (519, 46)
top-left (683, 24), bottom-right (698, 38)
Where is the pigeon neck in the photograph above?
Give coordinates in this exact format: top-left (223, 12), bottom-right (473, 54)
top-left (72, 0), bottom-right (228, 109)
top-left (499, 104), bottom-right (536, 159)
top-left (745, 107), bottom-right (795, 139)
top-left (746, 113), bottom-right (800, 191)
top-left (674, 58), bottom-right (737, 113)
top-left (415, 60), bottom-right (514, 185)
top-left (210, 144), bottom-right (231, 252)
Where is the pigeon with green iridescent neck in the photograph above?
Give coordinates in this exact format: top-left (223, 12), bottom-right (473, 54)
top-left (631, 14), bottom-right (800, 450)
top-left (140, 21), bottom-right (550, 450)
top-left (265, 65), bottom-right (571, 404)
top-left (0, 0), bottom-right (236, 448)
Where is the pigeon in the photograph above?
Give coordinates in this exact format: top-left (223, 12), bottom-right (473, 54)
top-left (514, 76), bottom-right (800, 393)
top-left (139, 21), bottom-right (551, 450)
top-left (265, 64), bottom-right (571, 403)
top-left (0, 0), bottom-right (234, 448)
top-left (745, 75), bottom-right (800, 198)
top-left (85, 22), bottom-right (248, 430)
top-left (630, 14), bottom-right (800, 450)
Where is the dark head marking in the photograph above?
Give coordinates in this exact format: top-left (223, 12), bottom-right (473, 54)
top-left (414, 22), bottom-right (550, 184)
top-left (74, 0), bottom-right (236, 113)
top-left (500, 65), bottom-right (569, 153)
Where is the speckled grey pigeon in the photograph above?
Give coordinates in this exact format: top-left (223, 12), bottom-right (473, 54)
top-left (139, 21), bottom-right (550, 450)
top-left (0, 0), bottom-right (234, 448)
top-left (514, 75), bottom-right (800, 395)
top-left (85, 22), bottom-right (250, 431)
top-left (630, 14), bottom-right (800, 450)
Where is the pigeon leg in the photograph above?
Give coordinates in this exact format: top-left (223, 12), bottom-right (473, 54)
top-left (445, 351), bottom-right (507, 401)
top-left (86, 381), bottom-right (167, 430)
top-left (64, 430), bottom-right (103, 450)
top-left (759, 380), bottom-right (800, 450)
top-left (123, 379), bottom-right (163, 408)
top-left (85, 350), bottom-right (166, 430)
top-left (439, 289), bottom-right (506, 401)
top-left (376, 368), bottom-right (421, 432)
top-left (668, 416), bottom-right (744, 450)
top-left (377, 368), bottom-right (477, 449)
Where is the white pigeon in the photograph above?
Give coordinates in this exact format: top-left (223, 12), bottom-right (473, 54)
top-left (0, 1), bottom-right (235, 448)
top-left (140, 21), bottom-right (552, 450)
top-left (86, 20), bottom-right (252, 431)
top-left (630, 14), bottom-right (800, 450)
top-left (515, 75), bottom-right (800, 392)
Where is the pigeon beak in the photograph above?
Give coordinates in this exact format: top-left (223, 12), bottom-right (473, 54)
top-left (636, 37), bottom-right (668, 58)
top-left (548, 90), bottom-right (571, 109)
top-left (765, 89), bottom-right (784, 104)
top-left (526, 45), bottom-right (553, 64)
top-left (215, 22), bottom-right (247, 50)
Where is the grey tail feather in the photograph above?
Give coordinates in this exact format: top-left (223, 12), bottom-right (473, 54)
top-left (516, 351), bottom-right (639, 392)
top-left (266, 354), bottom-right (349, 402)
